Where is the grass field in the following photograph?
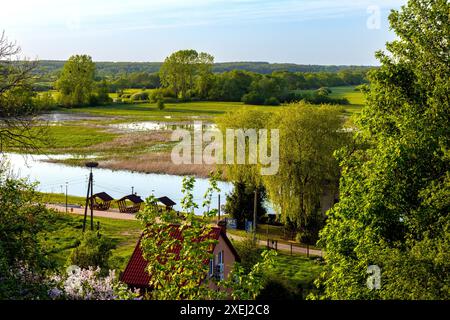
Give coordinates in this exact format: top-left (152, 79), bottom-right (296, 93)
top-left (39, 212), bottom-right (142, 270)
top-left (271, 252), bottom-right (323, 287)
top-left (296, 85), bottom-right (365, 113)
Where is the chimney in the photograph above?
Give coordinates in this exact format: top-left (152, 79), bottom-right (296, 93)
top-left (217, 220), bottom-right (227, 234)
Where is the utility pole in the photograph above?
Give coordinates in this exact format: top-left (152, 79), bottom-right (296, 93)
top-left (253, 189), bottom-right (257, 242)
top-left (218, 194), bottom-right (221, 223)
top-left (83, 162), bottom-right (98, 232)
top-left (65, 182), bottom-right (68, 213)
top-left (132, 186), bottom-right (134, 195)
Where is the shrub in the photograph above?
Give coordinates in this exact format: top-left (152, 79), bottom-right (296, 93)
top-left (241, 91), bottom-right (265, 105)
top-left (49, 267), bottom-right (140, 300)
top-left (156, 99), bottom-right (165, 110)
top-left (264, 96), bottom-right (280, 106)
top-left (257, 275), bottom-right (298, 300)
top-left (130, 91), bottom-right (149, 101)
top-left (232, 235), bottom-right (262, 274)
top-left (67, 231), bottom-right (114, 271)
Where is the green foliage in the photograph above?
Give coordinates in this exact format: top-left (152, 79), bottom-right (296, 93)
top-left (160, 49), bottom-right (214, 100)
top-left (33, 91), bottom-right (57, 110)
top-left (263, 104), bottom-right (349, 241)
top-left (317, 0), bottom-right (450, 300)
top-left (156, 99), bottom-right (165, 110)
top-left (95, 80), bottom-right (112, 105)
top-left (0, 169), bottom-right (54, 299)
top-left (216, 250), bottom-right (277, 300)
top-left (67, 231), bottom-right (114, 271)
top-left (232, 234), bottom-right (263, 274)
top-left (137, 174), bottom-right (221, 299)
top-left (224, 180), bottom-right (267, 229)
top-left (56, 54), bottom-right (96, 107)
top-left (130, 91), bottom-right (149, 101)
top-left (264, 96), bottom-right (280, 106)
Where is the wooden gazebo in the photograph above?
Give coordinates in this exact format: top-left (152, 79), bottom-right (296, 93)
top-left (88, 192), bottom-right (114, 211)
top-left (117, 194), bottom-right (144, 214)
top-left (157, 196), bottom-right (176, 211)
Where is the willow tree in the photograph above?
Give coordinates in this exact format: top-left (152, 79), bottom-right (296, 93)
top-left (317, 0), bottom-right (449, 299)
top-left (263, 104), bottom-right (349, 243)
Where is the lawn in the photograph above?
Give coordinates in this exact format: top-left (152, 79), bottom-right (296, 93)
top-left (5, 124), bottom-right (118, 154)
top-left (265, 251), bottom-right (324, 298)
top-left (271, 252), bottom-right (323, 287)
top-left (67, 101), bottom-right (279, 120)
top-left (296, 85), bottom-right (365, 113)
top-left (39, 212), bottom-right (142, 271)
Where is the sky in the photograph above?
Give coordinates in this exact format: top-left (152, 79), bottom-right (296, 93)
top-left (0, 0), bottom-right (407, 65)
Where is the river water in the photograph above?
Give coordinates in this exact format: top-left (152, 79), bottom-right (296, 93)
top-left (3, 153), bottom-right (232, 214)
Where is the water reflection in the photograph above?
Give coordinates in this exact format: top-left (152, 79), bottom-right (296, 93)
top-left (109, 121), bottom-right (218, 132)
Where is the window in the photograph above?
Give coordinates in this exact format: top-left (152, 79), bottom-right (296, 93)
top-left (216, 250), bottom-right (224, 280)
top-left (209, 258), bottom-right (214, 277)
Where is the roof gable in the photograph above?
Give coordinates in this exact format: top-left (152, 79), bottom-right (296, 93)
top-left (157, 196), bottom-right (176, 206)
top-left (92, 192), bottom-right (114, 201)
top-left (120, 226), bottom-right (239, 288)
top-left (118, 194), bottom-right (144, 203)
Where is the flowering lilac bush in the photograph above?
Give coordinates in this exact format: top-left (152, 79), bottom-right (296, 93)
top-left (49, 266), bottom-right (140, 300)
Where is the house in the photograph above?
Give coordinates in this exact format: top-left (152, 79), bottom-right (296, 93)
top-left (120, 221), bottom-right (240, 291)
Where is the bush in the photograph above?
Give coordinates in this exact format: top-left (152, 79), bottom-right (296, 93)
top-left (257, 276), bottom-right (298, 300)
top-left (33, 92), bottom-right (57, 110)
top-left (264, 96), bottom-right (280, 106)
top-left (233, 235), bottom-right (262, 274)
top-left (0, 170), bottom-right (55, 299)
top-left (150, 88), bottom-right (176, 102)
top-left (157, 99), bottom-right (165, 110)
top-left (130, 91), bottom-right (149, 101)
top-left (67, 231), bottom-right (114, 271)
top-left (241, 91), bottom-right (265, 105)
top-left (224, 180), bottom-right (267, 229)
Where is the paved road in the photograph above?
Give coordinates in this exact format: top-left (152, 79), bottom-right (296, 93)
top-left (47, 204), bottom-right (323, 257)
top-left (226, 233), bottom-right (323, 257)
top-left (47, 204), bottom-right (138, 221)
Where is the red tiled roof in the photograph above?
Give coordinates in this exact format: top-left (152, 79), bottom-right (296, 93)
top-left (120, 225), bottom-right (239, 288)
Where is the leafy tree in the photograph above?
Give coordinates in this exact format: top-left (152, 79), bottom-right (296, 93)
top-left (317, 0), bottom-right (450, 300)
top-left (156, 99), bottom-right (165, 110)
top-left (225, 180), bottom-right (267, 229)
top-left (208, 70), bottom-right (255, 101)
top-left (159, 49), bottom-right (214, 100)
top-left (137, 174), bottom-right (221, 299)
top-left (263, 104), bottom-right (350, 243)
top-left (95, 80), bottom-right (112, 105)
top-left (56, 54), bottom-right (96, 107)
top-left (0, 168), bottom-right (54, 299)
top-left (0, 31), bottom-right (46, 152)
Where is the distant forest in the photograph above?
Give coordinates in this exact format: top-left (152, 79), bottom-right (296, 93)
top-left (32, 58), bottom-right (372, 106)
top-left (34, 60), bottom-right (373, 77)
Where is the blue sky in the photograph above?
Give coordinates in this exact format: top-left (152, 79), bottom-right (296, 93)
top-left (1, 0), bottom-right (406, 65)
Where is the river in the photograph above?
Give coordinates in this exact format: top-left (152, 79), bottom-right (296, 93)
top-left (4, 153), bottom-right (232, 214)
